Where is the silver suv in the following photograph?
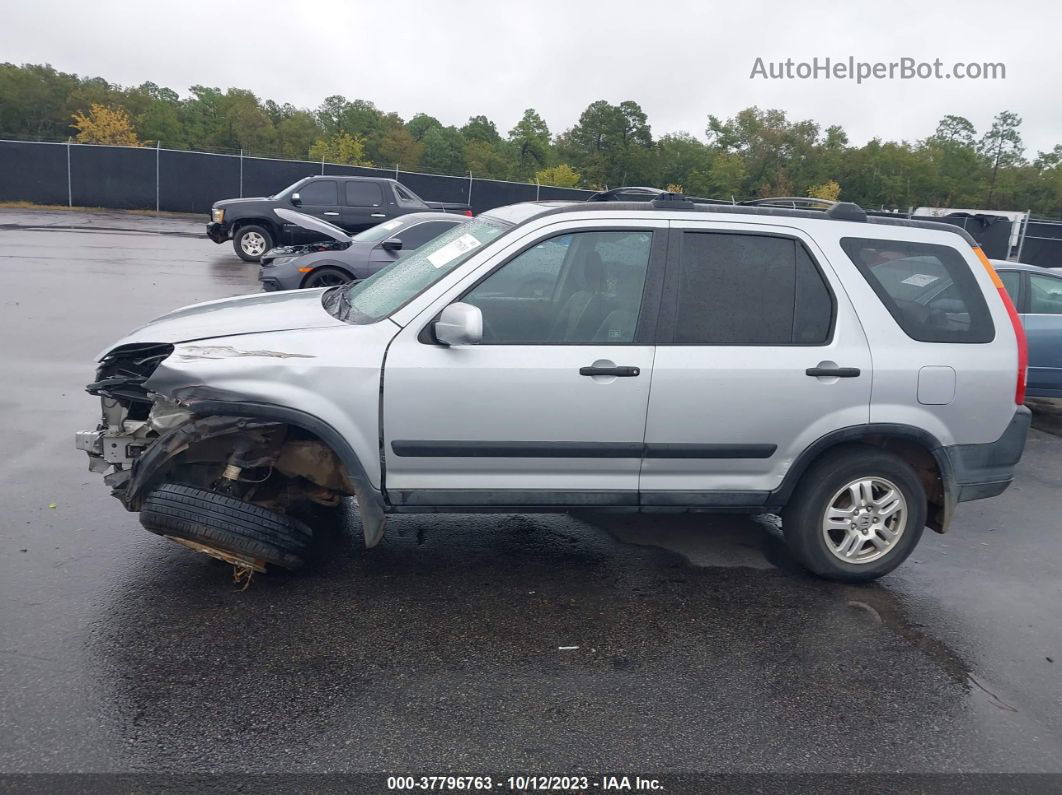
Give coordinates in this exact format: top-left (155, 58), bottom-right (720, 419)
top-left (76, 196), bottom-right (1031, 582)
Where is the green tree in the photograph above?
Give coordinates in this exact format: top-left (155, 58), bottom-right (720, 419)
top-left (275, 110), bottom-right (321, 159)
top-left (461, 114), bottom-right (501, 144)
top-left (421, 125), bottom-right (466, 174)
top-left (559, 99), bottom-right (654, 187)
top-left (407, 112), bottom-right (442, 142)
top-left (978, 110), bottom-right (1024, 207)
top-left (508, 108), bottom-right (551, 180)
top-left (376, 125), bottom-right (424, 168)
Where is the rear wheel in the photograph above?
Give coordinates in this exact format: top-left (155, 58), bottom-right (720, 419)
top-left (140, 483), bottom-right (311, 571)
top-left (781, 447), bottom-right (925, 582)
top-left (302, 266), bottom-right (353, 289)
top-left (233, 225), bottom-right (273, 262)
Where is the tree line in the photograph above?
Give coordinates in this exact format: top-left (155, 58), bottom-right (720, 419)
top-left (2, 62), bottom-right (1061, 216)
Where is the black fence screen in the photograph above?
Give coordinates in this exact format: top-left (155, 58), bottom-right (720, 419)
top-left (0, 139), bottom-right (593, 216)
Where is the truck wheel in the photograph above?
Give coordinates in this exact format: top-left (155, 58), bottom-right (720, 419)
top-left (233, 225), bottom-right (273, 262)
top-left (140, 483), bottom-right (312, 571)
top-left (781, 446), bottom-right (925, 583)
top-left (302, 266), bottom-right (353, 289)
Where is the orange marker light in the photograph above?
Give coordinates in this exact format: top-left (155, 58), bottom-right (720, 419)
top-left (972, 246), bottom-right (1027, 404)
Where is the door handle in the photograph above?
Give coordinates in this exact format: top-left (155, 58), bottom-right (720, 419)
top-left (580, 365), bottom-right (641, 377)
top-left (371, 213), bottom-right (386, 218)
top-left (323, 211), bottom-right (339, 216)
top-left (806, 366), bottom-right (861, 378)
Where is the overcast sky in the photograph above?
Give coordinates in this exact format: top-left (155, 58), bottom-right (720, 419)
top-left (3, 0), bottom-right (1060, 153)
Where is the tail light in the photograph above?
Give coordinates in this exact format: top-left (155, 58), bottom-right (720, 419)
top-left (463, 209), bottom-right (473, 217)
top-left (974, 247), bottom-right (1027, 404)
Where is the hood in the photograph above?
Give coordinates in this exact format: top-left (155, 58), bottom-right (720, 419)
top-left (275, 208), bottom-right (351, 242)
top-left (99, 289), bottom-right (346, 358)
top-left (213, 197), bottom-right (269, 208)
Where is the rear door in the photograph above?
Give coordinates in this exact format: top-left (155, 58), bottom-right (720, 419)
top-left (341, 181), bottom-right (387, 233)
top-left (381, 220), bottom-right (667, 507)
top-left (640, 222), bottom-right (872, 505)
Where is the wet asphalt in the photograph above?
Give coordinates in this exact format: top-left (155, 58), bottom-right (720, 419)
top-left (1, 210), bottom-right (1060, 776)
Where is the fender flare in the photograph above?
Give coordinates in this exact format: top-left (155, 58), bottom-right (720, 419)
top-left (769, 424), bottom-right (956, 532)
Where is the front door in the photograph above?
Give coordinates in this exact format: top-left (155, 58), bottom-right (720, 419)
top-left (289, 179), bottom-right (340, 243)
top-left (381, 221), bottom-right (668, 508)
top-left (640, 222), bottom-right (872, 505)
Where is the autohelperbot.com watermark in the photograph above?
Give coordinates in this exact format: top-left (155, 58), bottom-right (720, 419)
top-left (750, 56), bottom-right (1006, 83)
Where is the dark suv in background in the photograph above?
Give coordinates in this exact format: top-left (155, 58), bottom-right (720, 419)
top-left (207, 175), bottom-right (472, 262)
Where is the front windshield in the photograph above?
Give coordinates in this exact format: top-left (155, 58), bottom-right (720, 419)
top-left (329, 216), bottom-right (510, 323)
top-left (351, 217), bottom-right (407, 243)
top-left (270, 178), bottom-right (305, 200)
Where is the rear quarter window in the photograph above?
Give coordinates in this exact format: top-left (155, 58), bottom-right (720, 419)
top-left (840, 237), bottom-right (994, 343)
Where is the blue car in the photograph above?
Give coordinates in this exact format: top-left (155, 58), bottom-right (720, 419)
top-left (993, 261), bottom-right (1062, 398)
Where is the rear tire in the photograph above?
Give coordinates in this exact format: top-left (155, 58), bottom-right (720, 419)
top-left (233, 225), bottom-right (273, 262)
top-left (302, 266), bottom-right (353, 289)
top-left (781, 446), bottom-right (925, 582)
top-left (140, 483), bottom-right (311, 570)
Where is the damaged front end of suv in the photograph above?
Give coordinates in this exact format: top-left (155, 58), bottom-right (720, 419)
top-left (75, 292), bottom-right (391, 574)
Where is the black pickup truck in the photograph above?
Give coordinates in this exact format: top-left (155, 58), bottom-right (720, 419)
top-left (207, 175), bottom-right (472, 261)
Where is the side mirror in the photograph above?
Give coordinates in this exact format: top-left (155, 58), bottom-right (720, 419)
top-left (291, 192), bottom-right (302, 206)
top-left (381, 238), bottom-right (403, 252)
top-left (434, 302), bottom-right (482, 346)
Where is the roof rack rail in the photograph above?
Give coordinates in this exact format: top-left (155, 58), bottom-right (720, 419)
top-left (739, 196), bottom-right (836, 209)
top-left (586, 186), bottom-right (665, 202)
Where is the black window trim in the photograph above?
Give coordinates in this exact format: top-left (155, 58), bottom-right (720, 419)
top-left (343, 180), bottom-right (383, 208)
top-left (841, 235), bottom-right (996, 344)
top-left (417, 224), bottom-right (669, 347)
top-left (655, 227), bottom-right (838, 347)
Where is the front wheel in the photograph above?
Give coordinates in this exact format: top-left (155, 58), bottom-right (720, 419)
top-left (781, 447), bottom-right (926, 582)
top-left (302, 266), bottom-right (353, 289)
top-left (233, 225), bottom-right (273, 262)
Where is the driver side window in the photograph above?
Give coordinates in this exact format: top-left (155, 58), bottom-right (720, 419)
top-left (462, 230), bottom-right (653, 344)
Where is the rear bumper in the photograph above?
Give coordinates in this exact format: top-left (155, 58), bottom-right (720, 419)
top-left (206, 222), bottom-right (229, 244)
top-left (942, 406), bottom-right (1031, 503)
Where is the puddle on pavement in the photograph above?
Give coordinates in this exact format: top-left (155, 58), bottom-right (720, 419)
top-left (87, 507), bottom-right (986, 770)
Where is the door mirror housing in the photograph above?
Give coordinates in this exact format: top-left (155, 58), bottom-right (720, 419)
top-left (434, 302), bottom-right (482, 346)
top-left (381, 238), bottom-right (403, 252)
top-left (291, 192), bottom-right (302, 206)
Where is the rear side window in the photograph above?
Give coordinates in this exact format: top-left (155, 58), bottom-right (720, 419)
top-left (1028, 273), bottom-right (1062, 314)
top-left (840, 238), bottom-right (994, 343)
top-left (345, 181), bottom-right (383, 207)
top-left (671, 232), bottom-right (833, 344)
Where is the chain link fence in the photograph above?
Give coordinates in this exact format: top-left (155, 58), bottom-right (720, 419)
top-left (0, 139), bottom-right (593, 216)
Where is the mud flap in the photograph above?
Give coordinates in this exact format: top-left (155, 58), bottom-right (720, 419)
top-left (353, 480), bottom-right (388, 547)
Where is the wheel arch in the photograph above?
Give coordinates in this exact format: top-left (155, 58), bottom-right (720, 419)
top-left (232, 217), bottom-right (280, 239)
top-left (771, 424), bottom-right (955, 533)
top-left (128, 396), bottom-right (389, 547)
top-left (299, 262), bottom-right (357, 288)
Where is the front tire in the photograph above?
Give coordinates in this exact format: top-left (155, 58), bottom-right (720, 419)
top-left (781, 446), bottom-right (926, 582)
top-left (233, 225), bottom-right (273, 262)
top-left (302, 266), bottom-right (353, 289)
top-left (140, 483), bottom-right (311, 571)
